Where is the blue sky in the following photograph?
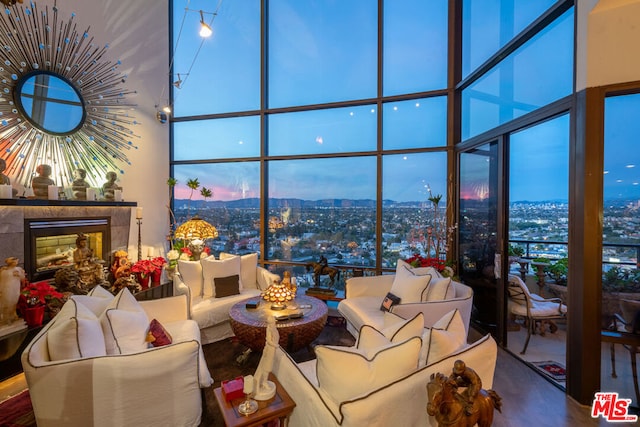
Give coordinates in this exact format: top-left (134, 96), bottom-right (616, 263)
top-left (170, 1), bottom-right (638, 204)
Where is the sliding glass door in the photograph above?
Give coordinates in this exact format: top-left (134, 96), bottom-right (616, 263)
top-left (459, 140), bottom-right (502, 334)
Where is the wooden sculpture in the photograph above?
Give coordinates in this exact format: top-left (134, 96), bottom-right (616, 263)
top-left (427, 360), bottom-right (502, 427)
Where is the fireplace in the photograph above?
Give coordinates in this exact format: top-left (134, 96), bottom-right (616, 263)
top-left (24, 218), bottom-right (111, 281)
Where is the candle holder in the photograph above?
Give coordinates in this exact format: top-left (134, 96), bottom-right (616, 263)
top-left (238, 375), bottom-right (258, 416)
top-left (137, 218), bottom-right (142, 262)
top-left (237, 393), bottom-right (258, 416)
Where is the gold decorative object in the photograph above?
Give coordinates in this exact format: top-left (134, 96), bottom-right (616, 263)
top-left (262, 279), bottom-right (294, 310)
top-left (174, 216), bottom-right (218, 259)
top-left (174, 216), bottom-right (218, 240)
top-left (0, 2), bottom-right (139, 189)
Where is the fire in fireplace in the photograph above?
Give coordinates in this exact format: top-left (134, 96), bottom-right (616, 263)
top-left (24, 218), bottom-right (111, 281)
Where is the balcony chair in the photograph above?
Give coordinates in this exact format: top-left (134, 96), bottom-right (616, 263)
top-left (609, 299), bottom-right (640, 406)
top-left (507, 274), bottom-right (567, 354)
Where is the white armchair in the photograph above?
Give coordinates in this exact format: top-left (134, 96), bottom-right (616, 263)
top-left (272, 334), bottom-right (497, 427)
top-left (338, 274), bottom-right (474, 338)
top-left (173, 252), bottom-right (280, 344)
top-left (21, 294), bottom-right (212, 427)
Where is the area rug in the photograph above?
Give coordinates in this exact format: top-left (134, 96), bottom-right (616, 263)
top-left (0, 322), bottom-right (354, 427)
top-left (200, 321), bottom-right (354, 426)
top-left (0, 389), bottom-right (34, 427)
top-left (531, 360), bottom-right (566, 381)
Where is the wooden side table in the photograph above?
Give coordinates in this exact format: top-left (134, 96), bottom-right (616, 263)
top-left (213, 374), bottom-right (295, 427)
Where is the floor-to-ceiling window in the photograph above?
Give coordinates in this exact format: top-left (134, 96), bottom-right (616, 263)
top-left (506, 114), bottom-right (569, 368)
top-left (170, 0), bottom-right (449, 285)
top-left (168, 0), bottom-right (633, 409)
top-left (458, 0), bottom-right (574, 391)
top-left (601, 92), bottom-right (640, 408)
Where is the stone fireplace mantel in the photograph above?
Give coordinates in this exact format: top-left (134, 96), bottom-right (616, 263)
top-left (0, 199), bottom-right (136, 276)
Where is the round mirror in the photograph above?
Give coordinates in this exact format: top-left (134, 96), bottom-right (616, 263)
top-left (14, 71), bottom-right (86, 135)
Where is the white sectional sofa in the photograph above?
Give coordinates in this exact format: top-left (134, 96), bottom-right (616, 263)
top-left (272, 309), bottom-right (497, 427)
top-left (173, 252), bottom-right (280, 344)
top-left (338, 261), bottom-right (474, 338)
top-left (22, 287), bottom-right (212, 427)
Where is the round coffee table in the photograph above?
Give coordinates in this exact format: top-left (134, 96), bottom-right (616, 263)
top-left (229, 295), bottom-right (328, 353)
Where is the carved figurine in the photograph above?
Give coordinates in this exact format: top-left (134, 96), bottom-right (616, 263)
top-left (427, 361), bottom-right (502, 427)
top-left (102, 171), bottom-right (122, 201)
top-left (31, 164), bottom-right (55, 199)
top-left (305, 255), bottom-right (340, 292)
top-left (71, 168), bottom-right (89, 200)
top-left (110, 250), bottom-right (131, 280)
top-left (253, 315), bottom-right (279, 401)
top-left (449, 360), bottom-right (482, 416)
top-left (73, 233), bottom-right (93, 268)
top-left (0, 257), bottom-right (25, 326)
top-left (71, 233), bottom-right (105, 290)
top-left (0, 158), bottom-right (17, 197)
top-left (282, 270), bottom-right (297, 296)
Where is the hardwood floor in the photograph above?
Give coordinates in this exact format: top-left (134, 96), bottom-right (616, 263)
top-left (473, 324), bottom-right (638, 427)
top-left (492, 346), bottom-right (609, 427)
top-left (0, 372), bottom-right (26, 403)
top-left (2, 326), bottom-right (638, 426)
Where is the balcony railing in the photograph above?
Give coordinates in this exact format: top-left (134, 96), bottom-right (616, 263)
top-left (509, 239), bottom-right (639, 268)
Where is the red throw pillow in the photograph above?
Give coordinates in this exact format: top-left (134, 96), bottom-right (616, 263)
top-left (146, 318), bottom-right (172, 347)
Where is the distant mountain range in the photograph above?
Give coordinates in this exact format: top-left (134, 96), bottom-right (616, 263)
top-left (174, 198), bottom-right (434, 209)
top-left (174, 196), bottom-right (637, 209)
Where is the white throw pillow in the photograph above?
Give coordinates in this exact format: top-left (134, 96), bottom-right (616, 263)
top-left (357, 312), bottom-right (424, 355)
top-left (100, 288), bottom-right (149, 355)
top-left (219, 252), bottom-right (258, 290)
top-left (316, 336), bottom-right (422, 403)
top-left (419, 309), bottom-right (466, 366)
top-left (201, 255), bottom-right (242, 297)
top-left (425, 277), bottom-right (455, 301)
top-left (47, 299), bottom-right (106, 361)
top-left (396, 259), bottom-right (441, 278)
top-left (177, 259), bottom-right (204, 301)
top-left (389, 263), bottom-right (432, 304)
top-left (70, 285), bottom-right (114, 316)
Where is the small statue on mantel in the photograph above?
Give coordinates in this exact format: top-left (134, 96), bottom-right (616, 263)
top-left (0, 257), bottom-right (26, 326)
top-left (0, 1), bottom-right (24, 7)
top-left (0, 158), bottom-right (18, 197)
top-left (31, 164), bottom-right (55, 199)
top-left (102, 171), bottom-right (122, 201)
top-left (71, 169), bottom-right (89, 200)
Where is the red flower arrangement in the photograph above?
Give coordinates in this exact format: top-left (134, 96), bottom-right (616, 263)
top-left (151, 256), bottom-right (167, 271)
top-left (178, 245), bottom-right (210, 260)
top-left (405, 254), bottom-right (447, 272)
top-left (131, 257), bottom-right (167, 277)
top-left (404, 254), bottom-right (457, 280)
top-left (19, 280), bottom-right (64, 308)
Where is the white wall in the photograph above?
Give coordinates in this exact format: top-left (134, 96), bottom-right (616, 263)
top-left (585, 0), bottom-right (640, 89)
top-left (44, 0), bottom-right (171, 256)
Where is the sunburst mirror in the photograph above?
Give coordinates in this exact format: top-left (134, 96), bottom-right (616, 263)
top-left (0, 1), bottom-right (139, 193)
